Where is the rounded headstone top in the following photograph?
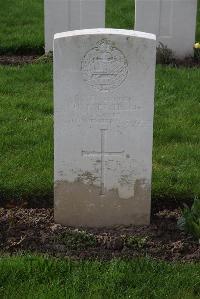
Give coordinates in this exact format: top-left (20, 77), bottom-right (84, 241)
top-left (54, 28), bottom-right (156, 41)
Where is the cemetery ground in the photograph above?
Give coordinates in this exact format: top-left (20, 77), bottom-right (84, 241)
top-left (0, 0), bottom-right (200, 298)
top-left (0, 53), bottom-right (200, 299)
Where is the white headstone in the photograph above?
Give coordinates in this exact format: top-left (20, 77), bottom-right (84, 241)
top-left (54, 29), bottom-right (156, 227)
top-left (45, 0), bottom-right (105, 52)
top-left (135, 0), bottom-right (197, 58)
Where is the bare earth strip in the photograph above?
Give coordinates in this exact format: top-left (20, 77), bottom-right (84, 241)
top-left (0, 207), bottom-right (199, 261)
top-left (0, 54), bottom-right (200, 67)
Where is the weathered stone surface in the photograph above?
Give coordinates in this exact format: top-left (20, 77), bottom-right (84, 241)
top-left (45, 0), bottom-right (105, 52)
top-left (54, 29), bottom-right (156, 227)
top-left (135, 0), bottom-right (197, 58)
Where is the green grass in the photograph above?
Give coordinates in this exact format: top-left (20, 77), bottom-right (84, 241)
top-left (0, 255), bottom-right (199, 299)
top-left (0, 0), bottom-right (44, 54)
top-left (153, 65), bottom-right (200, 200)
top-left (0, 61), bottom-right (53, 205)
top-left (106, 0), bottom-right (135, 29)
top-left (0, 62), bottom-right (200, 205)
top-left (0, 0), bottom-right (200, 54)
top-left (196, 0), bottom-right (200, 42)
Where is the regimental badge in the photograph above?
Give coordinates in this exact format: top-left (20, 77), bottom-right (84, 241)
top-left (81, 39), bottom-right (128, 92)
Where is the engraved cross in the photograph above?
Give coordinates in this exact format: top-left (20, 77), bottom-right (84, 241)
top-left (82, 129), bottom-right (124, 195)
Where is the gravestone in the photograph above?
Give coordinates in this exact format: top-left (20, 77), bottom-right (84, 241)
top-left (45, 0), bottom-right (105, 52)
top-left (54, 29), bottom-right (156, 227)
top-left (135, 0), bottom-right (197, 58)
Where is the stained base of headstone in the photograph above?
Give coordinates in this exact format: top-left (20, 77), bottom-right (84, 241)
top-left (54, 180), bottom-right (151, 227)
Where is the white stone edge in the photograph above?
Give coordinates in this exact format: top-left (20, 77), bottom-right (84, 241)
top-left (54, 28), bottom-right (156, 41)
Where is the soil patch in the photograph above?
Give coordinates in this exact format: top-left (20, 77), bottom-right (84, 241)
top-left (163, 57), bottom-right (200, 68)
top-left (0, 207), bottom-right (199, 261)
top-left (0, 54), bottom-right (200, 67)
top-left (0, 55), bottom-right (40, 66)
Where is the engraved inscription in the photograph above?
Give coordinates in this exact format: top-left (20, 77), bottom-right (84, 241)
top-left (81, 39), bottom-right (128, 92)
top-left (73, 95), bottom-right (141, 113)
top-left (63, 95), bottom-right (151, 128)
top-left (63, 94), bottom-right (147, 128)
top-left (82, 129), bottom-right (125, 195)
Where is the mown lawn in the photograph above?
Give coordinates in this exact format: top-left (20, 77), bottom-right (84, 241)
top-left (0, 61), bottom-right (200, 205)
top-left (0, 61), bottom-right (53, 205)
top-left (0, 0), bottom-right (200, 54)
top-left (0, 0), bottom-right (44, 54)
top-left (0, 255), bottom-right (199, 299)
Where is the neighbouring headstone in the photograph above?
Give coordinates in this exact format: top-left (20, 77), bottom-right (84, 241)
top-left (45, 0), bottom-right (105, 52)
top-left (54, 29), bottom-right (156, 227)
top-left (135, 0), bottom-right (197, 58)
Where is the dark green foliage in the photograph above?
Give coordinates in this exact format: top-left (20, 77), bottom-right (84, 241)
top-left (124, 236), bottom-right (148, 249)
top-left (157, 42), bottom-right (175, 65)
top-left (178, 197), bottom-right (200, 242)
top-left (196, 0), bottom-right (200, 42)
top-left (194, 47), bottom-right (200, 62)
top-left (55, 230), bottom-right (97, 250)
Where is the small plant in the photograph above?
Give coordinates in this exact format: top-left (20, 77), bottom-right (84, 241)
top-left (156, 42), bottom-right (175, 65)
top-left (55, 229), bottom-right (97, 250)
top-left (34, 52), bottom-right (53, 64)
top-left (194, 42), bottom-right (200, 62)
top-left (124, 235), bottom-right (148, 249)
top-left (177, 197), bottom-right (200, 244)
